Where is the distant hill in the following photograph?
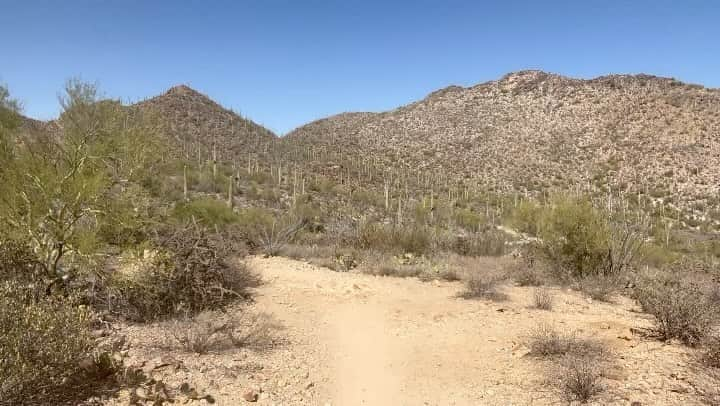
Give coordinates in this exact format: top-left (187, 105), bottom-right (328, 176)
top-left (285, 71), bottom-right (720, 217)
top-left (134, 85), bottom-right (277, 162)
top-left (13, 84), bottom-right (277, 164)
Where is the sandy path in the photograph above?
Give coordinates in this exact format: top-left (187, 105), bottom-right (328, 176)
top-left (247, 256), bottom-right (705, 405)
top-left (115, 256), bottom-right (710, 405)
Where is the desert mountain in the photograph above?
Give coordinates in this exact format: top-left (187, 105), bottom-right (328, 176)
top-left (14, 85), bottom-right (277, 163)
top-left (286, 71), bottom-right (720, 215)
top-left (134, 85), bottom-right (276, 161)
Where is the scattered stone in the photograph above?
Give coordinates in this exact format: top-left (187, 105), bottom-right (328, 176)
top-left (242, 389), bottom-right (259, 402)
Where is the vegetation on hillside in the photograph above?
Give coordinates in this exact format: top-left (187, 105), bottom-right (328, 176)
top-left (2, 71), bottom-right (720, 404)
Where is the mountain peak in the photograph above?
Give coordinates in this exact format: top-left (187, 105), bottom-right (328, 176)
top-left (164, 84), bottom-right (204, 97)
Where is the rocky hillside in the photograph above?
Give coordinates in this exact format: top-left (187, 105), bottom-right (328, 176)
top-left (135, 85), bottom-right (277, 161)
top-left (286, 71), bottom-right (720, 215)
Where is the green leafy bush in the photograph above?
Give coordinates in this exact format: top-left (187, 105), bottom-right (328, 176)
top-left (531, 195), bottom-right (645, 281)
top-left (356, 223), bottom-right (432, 255)
top-left (0, 280), bottom-right (94, 404)
top-left (172, 197), bottom-right (238, 227)
top-left (536, 196), bottom-right (611, 278)
top-left (508, 200), bottom-right (543, 235)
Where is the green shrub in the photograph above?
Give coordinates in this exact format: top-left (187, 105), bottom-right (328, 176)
top-left (453, 208), bottom-right (485, 232)
top-left (172, 197), bottom-right (238, 227)
top-left (508, 200), bottom-right (543, 235)
top-left (533, 195), bottom-right (645, 280)
top-left (536, 196), bottom-right (611, 278)
top-left (355, 223), bottom-right (432, 255)
top-left (0, 281), bottom-right (94, 404)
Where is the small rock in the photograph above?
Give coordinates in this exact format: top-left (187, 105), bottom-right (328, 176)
top-left (91, 329), bottom-right (108, 338)
top-left (242, 389), bottom-right (259, 402)
top-left (305, 381), bottom-right (315, 390)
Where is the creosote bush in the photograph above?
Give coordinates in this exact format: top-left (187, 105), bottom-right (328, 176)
top-left (634, 273), bottom-right (716, 346)
top-left (0, 280), bottom-right (94, 404)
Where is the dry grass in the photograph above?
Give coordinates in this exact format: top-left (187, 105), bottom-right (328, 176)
top-left (166, 310), bottom-right (277, 354)
top-left (557, 354), bottom-right (604, 403)
top-left (513, 264), bottom-right (546, 287)
top-left (527, 323), bottom-right (606, 358)
top-left (459, 274), bottom-right (507, 301)
top-left (532, 288), bottom-right (553, 310)
top-left (578, 274), bottom-right (620, 302)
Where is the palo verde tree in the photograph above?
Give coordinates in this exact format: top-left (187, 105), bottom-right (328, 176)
top-left (0, 80), bottom-right (164, 282)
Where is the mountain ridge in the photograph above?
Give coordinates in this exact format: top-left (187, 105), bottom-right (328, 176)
top-left (285, 70), bottom-right (720, 220)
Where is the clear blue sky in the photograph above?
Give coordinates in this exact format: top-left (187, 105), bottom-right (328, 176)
top-left (2, 0), bottom-right (719, 134)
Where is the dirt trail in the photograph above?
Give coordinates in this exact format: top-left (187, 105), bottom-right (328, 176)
top-left (247, 256), bottom-right (704, 405)
top-left (116, 256), bottom-right (709, 405)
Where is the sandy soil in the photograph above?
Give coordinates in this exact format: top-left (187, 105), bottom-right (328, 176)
top-left (112, 256), bottom-right (715, 405)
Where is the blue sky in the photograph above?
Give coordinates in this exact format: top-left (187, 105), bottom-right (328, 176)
top-left (1, 0), bottom-right (719, 134)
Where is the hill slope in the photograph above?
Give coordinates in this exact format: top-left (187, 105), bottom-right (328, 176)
top-left (135, 85), bottom-right (277, 161)
top-left (286, 71), bottom-right (720, 213)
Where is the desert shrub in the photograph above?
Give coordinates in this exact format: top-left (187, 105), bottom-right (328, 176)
top-left (557, 355), bottom-right (604, 403)
top-left (508, 200), bottom-right (543, 235)
top-left (453, 208), bottom-right (485, 232)
top-left (0, 281), bottom-right (94, 404)
top-left (528, 323), bottom-right (606, 358)
top-left (634, 274), bottom-right (715, 346)
top-left (172, 197), bottom-right (238, 227)
top-left (578, 274), bottom-right (621, 302)
top-left (448, 229), bottom-right (507, 257)
top-left (533, 288), bottom-right (553, 310)
top-left (355, 223), bottom-right (432, 255)
top-left (166, 310), bottom-right (276, 354)
top-left (256, 217), bottom-right (308, 257)
top-left (351, 188), bottom-right (383, 208)
top-left (460, 274), bottom-right (506, 300)
top-left (0, 240), bottom-right (46, 286)
top-left (98, 224), bottom-right (257, 321)
top-left (513, 264), bottom-right (545, 286)
top-left (640, 242), bottom-right (679, 269)
top-left (534, 195), bottom-right (645, 280)
top-left (702, 337), bottom-right (720, 369)
top-left (536, 196), bottom-right (610, 278)
top-left (365, 263), bottom-right (424, 278)
top-left (233, 207), bottom-right (275, 238)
